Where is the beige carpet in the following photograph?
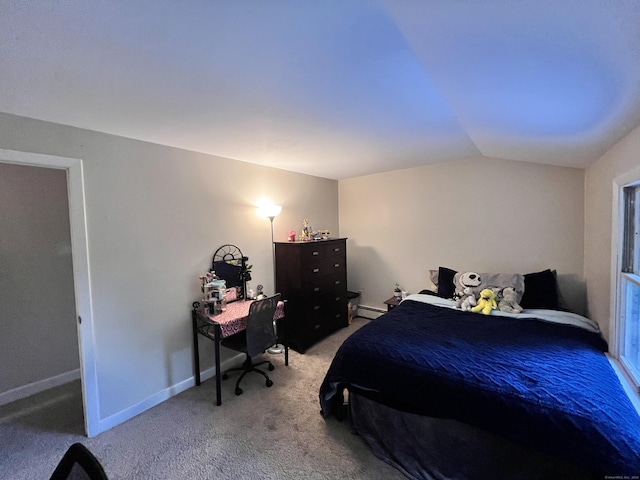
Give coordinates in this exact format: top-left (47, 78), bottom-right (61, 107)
top-left (0, 317), bottom-right (405, 480)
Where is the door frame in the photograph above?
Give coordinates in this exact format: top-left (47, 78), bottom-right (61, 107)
top-left (0, 149), bottom-right (99, 436)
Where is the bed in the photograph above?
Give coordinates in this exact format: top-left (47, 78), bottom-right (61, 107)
top-left (319, 290), bottom-right (640, 479)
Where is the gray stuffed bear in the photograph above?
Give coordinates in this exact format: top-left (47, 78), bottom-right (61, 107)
top-left (498, 287), bottom-right (523, 313)
top-left (456, 286), bottom-right (477, 311)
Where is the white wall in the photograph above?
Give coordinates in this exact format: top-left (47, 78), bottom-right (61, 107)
top-left (5, 106), bottom-right (629, 430)
top-left (585, 123), bottom-right (640, 342)
top-left (0, 112), bottom-right (339, 429)
top-left (0, 163), bottom-right (78, 393)
top-left (339, 156), bottom-right (586, 314)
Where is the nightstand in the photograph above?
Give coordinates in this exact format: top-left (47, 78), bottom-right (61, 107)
top-left (384, 296), bottom-right (401, 311)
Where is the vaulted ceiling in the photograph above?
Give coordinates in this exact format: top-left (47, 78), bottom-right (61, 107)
top-left (1, 1), bottom-right (639, 180)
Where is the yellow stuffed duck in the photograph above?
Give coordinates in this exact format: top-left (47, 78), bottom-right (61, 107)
top-left (471, 288), bottom-right (497, 315)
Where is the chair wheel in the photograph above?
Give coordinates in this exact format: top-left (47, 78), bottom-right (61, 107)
top-left (266, 379), bottom-right (273, 387)
top-left (235, 387), bottom-right (243, 395)
top-left (222, 373), bottom-right (229, 380)
top-left (268, 363), bottom-right (275, 371)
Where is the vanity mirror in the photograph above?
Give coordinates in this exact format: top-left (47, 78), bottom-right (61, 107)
top-left (212, 244), bottom-right (251, 301)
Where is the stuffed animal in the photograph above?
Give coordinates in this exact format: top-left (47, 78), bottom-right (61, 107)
top-left (456, 286), bottom-right (477, 311)
top-left (452, 271), bottom-right (482, 301)
top-left (471, 288), bottom-right (497, 315)
top-left (498, 287), bottom-right (523, 314)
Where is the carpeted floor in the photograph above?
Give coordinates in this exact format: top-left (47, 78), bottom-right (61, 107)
top-left (0, 317), bottom-right (405, 480)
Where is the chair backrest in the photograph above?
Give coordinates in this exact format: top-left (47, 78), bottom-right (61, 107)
top-left (245, 293), bottom-right (280, 357)
top-left (49, 443), bottom-right (108, 480)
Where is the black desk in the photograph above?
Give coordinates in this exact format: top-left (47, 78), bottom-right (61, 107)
top-left (191, 299), bottom-right (287, 405)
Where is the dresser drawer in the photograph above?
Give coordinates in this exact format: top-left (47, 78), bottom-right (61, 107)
top-left (300, 242), bottom-right (345, 264)
top-left (303, 287), bottom-right (347, 307)
top-left (300, 244), bottom-right (327, 262)
top-left (299, 305), bottom-right (348, 336)
top-left (303, 271), bottom-right (346, 294)
top-left (302, 292), bottom-right (347, 315)
top-left (325, 242), bottom-right (346, 258)
top-left (300, 257), bottom-right (346, 278)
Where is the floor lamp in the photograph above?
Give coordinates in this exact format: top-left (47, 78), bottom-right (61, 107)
top-left (259, 204), bottom-right (284, 355)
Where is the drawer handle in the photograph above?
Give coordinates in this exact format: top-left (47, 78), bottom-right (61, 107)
top-left (335, 314), bottom-right (341, 319)
top-left (314, 324), bottom-right (321, 330)
top-left (312, 251), bottom-right (319, 256)
top-left (335, 297), bottom-right (341, 301)
top-left (334, 263), bottom-right (340, 268)
top-left (333, 248), bottom-right (340, 252)
top-left (313, 287), bottom-right (320, 292)
top-left (314, 305), bottom-right (320, 311)
top-left (334, 280), bottom-right (341, 285)
top-left (313, 268), bottom-right (320, 273)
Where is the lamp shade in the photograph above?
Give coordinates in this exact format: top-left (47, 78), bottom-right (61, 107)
top-left (258, 204), bottom-right (282, 219)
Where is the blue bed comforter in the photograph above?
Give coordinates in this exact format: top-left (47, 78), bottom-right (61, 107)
top-left (319, 296), bottom-right (640, 475)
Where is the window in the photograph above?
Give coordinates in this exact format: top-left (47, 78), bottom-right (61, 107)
top-left (618, 184), bottom-right (640, 390)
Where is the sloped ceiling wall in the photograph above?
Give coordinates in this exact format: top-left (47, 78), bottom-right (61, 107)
top-left (1, 0), bottom-right (639, 179)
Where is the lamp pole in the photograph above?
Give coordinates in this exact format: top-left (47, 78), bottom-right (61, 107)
top-left (269, 215), bottom-right (276, 293)
top-left (266, 208), bottom-right (284, 354)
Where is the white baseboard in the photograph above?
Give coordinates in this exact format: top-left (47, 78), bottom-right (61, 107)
top-left (95, 353), bottom-right (245, 436)
top-left (0, 369), bottom-right (81, 407)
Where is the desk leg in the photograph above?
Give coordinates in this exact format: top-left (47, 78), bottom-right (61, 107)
top-left (215, 324), bottom-right (222, 406)
top-left (192, 308), bottom-right (201, 386)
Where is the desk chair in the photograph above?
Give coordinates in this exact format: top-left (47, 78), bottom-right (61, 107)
top-left (49, 443), bottom-right (108, 480)
top-left (221, 293), bottom-right (281, 395)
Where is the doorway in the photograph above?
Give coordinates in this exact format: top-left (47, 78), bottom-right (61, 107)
top-left (0, 149), bottom-right (98, 436)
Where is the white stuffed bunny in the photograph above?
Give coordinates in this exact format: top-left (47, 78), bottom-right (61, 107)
top-left (498, 287), bottom-right (523, 314)
top-left (456, 286), bottom-right (477, 312)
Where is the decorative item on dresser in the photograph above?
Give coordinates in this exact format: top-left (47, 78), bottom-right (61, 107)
top-left (275, 238), bottom-right (348, 353)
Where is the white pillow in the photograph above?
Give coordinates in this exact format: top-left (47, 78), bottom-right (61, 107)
top-left (428, 267), bottom-right (525, 302)
top-left (473, 272), bottom-right (525, 303)
top-left (427, 269), bottom-right (439, 292)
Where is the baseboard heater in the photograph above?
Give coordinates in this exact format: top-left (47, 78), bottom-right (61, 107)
top-left (355, 304), bottom-right (386, 320)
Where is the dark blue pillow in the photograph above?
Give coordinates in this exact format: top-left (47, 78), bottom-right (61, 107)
top-left (437, 266), bottom-right (458, 299)
top-left (520, 269), bottom-right (559, 310)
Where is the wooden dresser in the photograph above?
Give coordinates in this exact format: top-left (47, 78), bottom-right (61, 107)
top-left (275, 238), bottom-right (348, 353)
